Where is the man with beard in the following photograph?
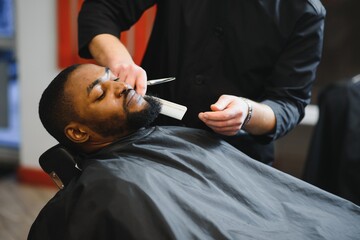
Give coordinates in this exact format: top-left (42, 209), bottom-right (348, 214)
top-left (38, 63), bottom-right (162, 154)
top-left (28, 64), bottom-right (360, 240)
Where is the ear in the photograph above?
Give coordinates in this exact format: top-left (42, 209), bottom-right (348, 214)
top-left (64, 122), bottom-right (90, 143)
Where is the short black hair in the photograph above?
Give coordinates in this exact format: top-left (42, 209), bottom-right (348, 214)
top-left (39, 64), bottom-right (80, 149)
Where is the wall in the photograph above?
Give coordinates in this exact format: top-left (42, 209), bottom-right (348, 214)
top-left (17, 0), bottom-right (58, 170)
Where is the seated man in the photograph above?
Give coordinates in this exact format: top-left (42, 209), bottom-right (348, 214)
top-left (29, 64), bottom-right (360, 240)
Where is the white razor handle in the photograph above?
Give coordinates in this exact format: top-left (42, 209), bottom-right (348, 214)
top-left (154, 97), bottom-right (187, 120)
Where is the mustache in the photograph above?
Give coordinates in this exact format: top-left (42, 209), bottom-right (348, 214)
top-left (122, 88), bottom-right (143, 113)
top-left (122, 89), bottom-right (135, 108)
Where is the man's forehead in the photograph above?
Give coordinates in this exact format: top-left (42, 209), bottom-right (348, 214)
top-left (69, 64), bottom-right (105, 85)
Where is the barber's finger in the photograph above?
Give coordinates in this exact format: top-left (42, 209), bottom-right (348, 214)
top-left (124, 73), bottom-right (147, 94)
top-left (114, 63), bottom-right (131, 82)
top-left (206, 123), bottom-right (241, 136)
top-left (210, 95), bottom-right (233, 111)
top-left (114, 64), bottom-right (147, 96)
top-left (134, 74), bottom-right (147, 96)
top-left (120, 66), bottom-right (137, 85)
top-left (198, 108), bottom-right (237, 121)
top-left (199, 113), bottom-right (240, 127)
top-left (125, 76), bottom-right (147, 96)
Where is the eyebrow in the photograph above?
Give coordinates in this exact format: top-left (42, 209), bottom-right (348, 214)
top-left (86, 67), bottom-right (110, 95)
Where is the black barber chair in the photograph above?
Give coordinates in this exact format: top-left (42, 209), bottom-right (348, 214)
top-left (39, 144), bottom-right (81, 189)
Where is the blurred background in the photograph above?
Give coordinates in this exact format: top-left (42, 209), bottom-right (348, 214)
top-left (0, 0), bottom-right (359, 239)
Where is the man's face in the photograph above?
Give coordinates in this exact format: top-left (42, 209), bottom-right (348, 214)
top-left (65, 64), bottom-right (160, 138)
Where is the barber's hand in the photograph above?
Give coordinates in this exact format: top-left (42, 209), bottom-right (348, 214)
top-left (198, 95), bottom-right (249, 136)
top-left (89, 34), bottom-right (148, 95)
top-left (110, 62), bottom-right (148, 96)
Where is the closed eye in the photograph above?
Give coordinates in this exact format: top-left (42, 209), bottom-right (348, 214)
top-left (95, 78), bottom-right (119, 101)
top-left (97, 91), bottom-right (106, 101)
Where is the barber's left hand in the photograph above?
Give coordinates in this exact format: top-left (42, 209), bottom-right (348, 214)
top-left (198, 95), bottom-right (248, 136)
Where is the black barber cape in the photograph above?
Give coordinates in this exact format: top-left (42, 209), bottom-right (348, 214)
top-left (28, 126), bottom-right (360, 240)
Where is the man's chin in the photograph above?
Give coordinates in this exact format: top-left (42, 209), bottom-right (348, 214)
top-left (127, 96), bottom-right (161, 130)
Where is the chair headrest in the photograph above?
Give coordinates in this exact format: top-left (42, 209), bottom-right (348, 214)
top-left (39, 144), bottom-right (81, 189)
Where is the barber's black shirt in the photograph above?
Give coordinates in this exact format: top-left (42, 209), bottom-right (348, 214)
top-left (78, 0), bottom-right (326, 163)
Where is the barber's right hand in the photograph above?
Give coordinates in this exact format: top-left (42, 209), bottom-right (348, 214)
top-left (89, 34), bottom-right (147, 95)
top-left (109, 62), bottom-right (148, 96)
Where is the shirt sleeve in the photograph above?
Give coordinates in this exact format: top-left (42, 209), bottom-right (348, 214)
top-left (78, 0), bottom-right (156, 59)
top-left (260, 3), bottom-right (326, 141)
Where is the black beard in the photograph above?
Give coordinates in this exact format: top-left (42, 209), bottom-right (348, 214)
top-left (88, 95), bottom-right (161, 138)
top-left (126, 95), bottom-right (161, 131)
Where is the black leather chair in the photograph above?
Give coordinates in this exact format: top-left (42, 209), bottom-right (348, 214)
top-left (39, 144), bottom-right (81, 189)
